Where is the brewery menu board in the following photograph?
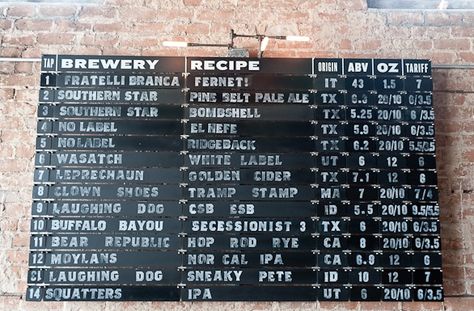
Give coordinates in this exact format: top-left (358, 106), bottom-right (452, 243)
top-left (27, 55), bottom-right (443, 302)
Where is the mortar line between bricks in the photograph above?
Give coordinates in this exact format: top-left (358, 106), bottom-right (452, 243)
top-left (433, 66), bottom-right (474, 69)
top-left (433, 90), bottom-right (474, 93)
top-left (0, 293), bottom-right (22, 297)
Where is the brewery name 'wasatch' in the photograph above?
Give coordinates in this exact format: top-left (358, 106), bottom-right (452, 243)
top-left (54, 153), bottom-right (122, 165)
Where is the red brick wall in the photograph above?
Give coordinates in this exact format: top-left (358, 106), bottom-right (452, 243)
top-left (0, 1), bottom-right (473, 310)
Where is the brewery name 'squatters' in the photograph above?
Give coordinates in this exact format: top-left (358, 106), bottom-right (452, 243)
top-left (28, 55), bottom-right (442, 302)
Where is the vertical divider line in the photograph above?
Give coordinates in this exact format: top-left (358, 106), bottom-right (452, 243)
top-left (310, 57), bottom-right (318, 285)
top-left (180, 56), bottom-right (188, 300)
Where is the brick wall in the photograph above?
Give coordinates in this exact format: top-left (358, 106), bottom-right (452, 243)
top-left (0, 0), bottom-right (473, 310)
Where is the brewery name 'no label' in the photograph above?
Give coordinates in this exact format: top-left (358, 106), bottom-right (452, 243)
top-left (27, 55), bottom-right (443, 302)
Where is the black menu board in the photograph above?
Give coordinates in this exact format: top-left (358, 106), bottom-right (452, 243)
top-left (27, 55), bottom-right (443, 302)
